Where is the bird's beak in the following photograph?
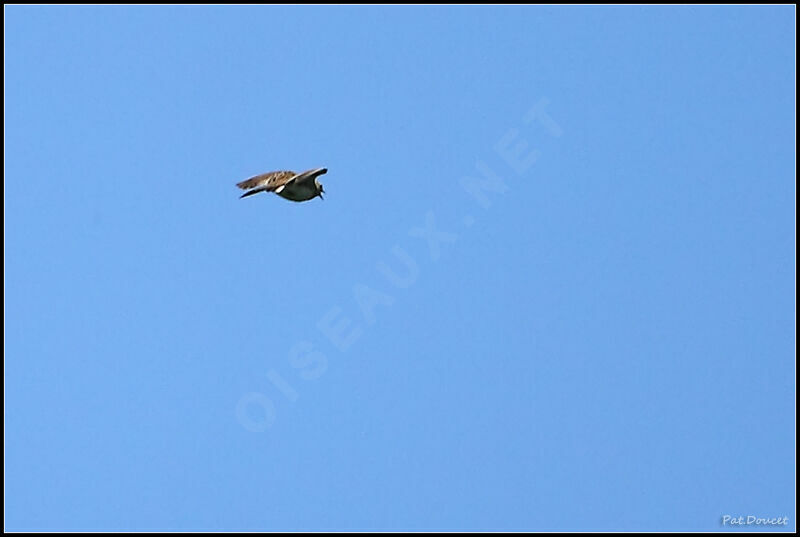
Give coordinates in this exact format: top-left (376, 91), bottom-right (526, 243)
top-left (319, 192), bottom-right (324, 200)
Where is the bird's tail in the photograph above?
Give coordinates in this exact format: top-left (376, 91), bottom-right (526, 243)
top-left (240, 187), bottom-right (268, 199)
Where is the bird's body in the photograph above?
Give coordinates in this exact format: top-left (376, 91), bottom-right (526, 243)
top-left (236, 167), bottom-right (327, 202)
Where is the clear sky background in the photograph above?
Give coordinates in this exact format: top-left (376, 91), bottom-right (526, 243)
top-left (5, 6), bottom-right (795, 532)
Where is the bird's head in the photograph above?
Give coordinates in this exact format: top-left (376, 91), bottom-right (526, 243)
top-left (316, 180), bottom-right (325, 200)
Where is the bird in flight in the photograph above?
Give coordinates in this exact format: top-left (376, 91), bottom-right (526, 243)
top-left (236, 167), bottom-right (327, 202)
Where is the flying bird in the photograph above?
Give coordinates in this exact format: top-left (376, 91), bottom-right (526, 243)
top-left (236, 167), bottom-right (327, 202)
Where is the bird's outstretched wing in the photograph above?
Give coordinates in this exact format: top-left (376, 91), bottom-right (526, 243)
top-left (236, 170), bottom-right (298, 198)
top-left (291, 167), bottom-right (328, 185)
top-left (236, 170), bottom-right (297, 192)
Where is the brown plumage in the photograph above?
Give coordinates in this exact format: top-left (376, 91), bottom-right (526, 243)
top-left (236, 167), bottom-right (328, 202)
top-left (236, 170), bottom-right (298, 197)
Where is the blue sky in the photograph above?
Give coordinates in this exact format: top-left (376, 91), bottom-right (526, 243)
top-left (5, 6), bottom-right (795, 532)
